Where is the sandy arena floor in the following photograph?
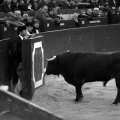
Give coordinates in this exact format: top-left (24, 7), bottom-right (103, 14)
top-left (32, 75), bottom-right (120, 120)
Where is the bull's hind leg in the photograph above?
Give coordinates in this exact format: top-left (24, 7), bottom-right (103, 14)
top-left (73, 76), bottom-right (84, 102)
top-left (113, 73), bottom-right (120, 104)
top-left (74, 85), bottom-right (83, 102)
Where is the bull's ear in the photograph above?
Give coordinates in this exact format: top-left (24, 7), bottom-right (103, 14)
top-left (45, 56), bottom-right (56, 61)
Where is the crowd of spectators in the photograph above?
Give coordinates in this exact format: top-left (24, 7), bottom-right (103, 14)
top-left (0, 0), bottom-right (120, 31)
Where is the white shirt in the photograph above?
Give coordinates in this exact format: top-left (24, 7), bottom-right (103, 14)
top-left (19, 35), bottom-right (24, 40)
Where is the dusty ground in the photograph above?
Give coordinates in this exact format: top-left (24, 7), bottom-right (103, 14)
top-left (32, 75), bottom-right (120, 120)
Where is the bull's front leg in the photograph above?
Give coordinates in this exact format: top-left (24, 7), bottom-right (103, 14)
top-left (113, 73), bottom-right (120, 104)
top-left (113, 89), bottom-right (120, 105)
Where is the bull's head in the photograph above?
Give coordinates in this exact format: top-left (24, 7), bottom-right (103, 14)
top-left (44, 56), bottom-right (60, 76)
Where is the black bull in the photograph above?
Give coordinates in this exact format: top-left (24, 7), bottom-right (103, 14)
top-left (44, 52), bottom-right (120, 104)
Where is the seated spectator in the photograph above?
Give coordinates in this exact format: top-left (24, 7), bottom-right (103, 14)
top-left (8, 10), bottom-right (24, 26)
top-left (32, 0), bottom-right (39, 10)
top-left (1, 9), bottom-right (24, 26)
top-left (1, 0), bottom-right (13, 13)
top-left (36, 5), bottom-right (65, 31)
top-left (69, 0), bottom-right (77, 9)
top-left (22, 13), bottom-right (30, 23)
top-left (26, 0), bottom-right (34, 11)
top-left (11, 0), bottom-right (18, 11)
top-left (92, 7), bottom-right (100, 17)
top-left (37, 0), bottom-right (51, 10)
top-left (108, 0), bottom-right (120, 8)
top-left (14, 10), bottom-right (22, 21)
top-left (49, 8), bottom-right (63, 26)
top-left (99, 9), bottom-right (105, 17)
top-left (57, 0), bottom-right (70, 9)
top-left (89, 0), bottom-right (99, 8)
top-left (78, 9), bottom-right (87, 18)
top-left (86, 8), bottom-right (93, 20)
top-left (35, 5), bottom-right (51, 21)
top-left (49, 8), bottom-right (63, 20)
top-left (72, 13), bottom-right (80, 27)
top-left (112, 6), bottom-right (120, 23)
top-left (32, 19), bottom-right (40, 34)
top-left (18, 0), bottom-right (29, 11)
top-left (107, 6), bottom-right (116, 24)
top-left (48, 0), bottom-right (59, 10)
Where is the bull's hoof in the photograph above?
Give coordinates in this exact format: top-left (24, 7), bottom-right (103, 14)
top-left (74, 96), bottom-right (83, 103)
top-left (112, 101), bottom-right (120, 105)
top-left (112, 101), bottom-right (118, 105)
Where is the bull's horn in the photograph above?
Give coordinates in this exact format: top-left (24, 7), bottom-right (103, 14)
top-left (46, 56), bottom-right (56, 61)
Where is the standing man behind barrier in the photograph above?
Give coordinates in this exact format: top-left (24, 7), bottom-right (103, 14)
top-left (35, 5), bottom-right (51, 32)
top-left (11, 25), bottom-right (27, 96)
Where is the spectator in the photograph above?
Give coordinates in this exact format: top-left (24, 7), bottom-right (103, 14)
top-left (86, 8), bottom-right (93, 20)
top-left (26, 0), bottom-right (34, 11)
top-left (72, 13), bottom-right (80, 27)
top-left (48, 8), bottom-right (62, 26)
top-left (49, 8), bottom-right (62, 19)
top-left (18, 0), bottom-right (29, 11)
top-left (107, 6), bottom-right (116, 24)
top-left (35, 5), bottom-right (53, 32)
top-left (1, 0), bottom-right (13, 13)
top-left (14, 10), bottom-right (22, 21)
top-left (89, 0), bottom-right (99, 8)
top-left (37, 0), bottom-right (51, 10)
top-left (22, 13), bottom-right (30, 23)
top-left (6, 10), bottom-right (24, 26)
top-left (11, 25), bottom-right (27, 96)
top-left (32, 18), bottom-right (40, 34)
top-left (11, 0), bottom-right (18, 11)
top-left (99, 9), bottom-right (105, 17)
top-left (108, 0), bottom-right (120, 8)
top-left (78, 9), bottom-right (87, 18)
top-left (57, 0), bottom-right (70, 9)
top-left (32, 0), bottom-right (39, 10)
top-left (48, 0), bottom-right (60, 10)
top-left (69, 0), bottom-right (77, 9)
top-left (92, 7), bottom-right (100, 17)
top-left (35, 5), bottom-right (51, 21)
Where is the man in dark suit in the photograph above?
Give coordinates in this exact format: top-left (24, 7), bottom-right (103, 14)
top-left (11, 25), bottom-right (27, 96)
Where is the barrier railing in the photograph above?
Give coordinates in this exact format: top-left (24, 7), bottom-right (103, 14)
top-left (0, 89), bottom-right (63, 120)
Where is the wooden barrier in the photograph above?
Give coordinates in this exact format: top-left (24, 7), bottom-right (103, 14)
top-left (0, 89), bottom-right (63, 120)
top-left (39, 24), bottom-right (120, 67)
top-left (22, 36), bottom-right (44, 99)
top-left (0, 38), bottom-right (11, 88)
top-left (0, 23), bottom-right (120, 100)
top-left (0, 24), bottom-right (17, 41)
top-left (44, 19), bottom-right (75, 31)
